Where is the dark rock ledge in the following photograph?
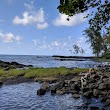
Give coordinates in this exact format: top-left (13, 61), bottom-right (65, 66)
top-left (37, 69), bottom-right (110, 109)
top-left (0, 60), bottom-right (33, 70)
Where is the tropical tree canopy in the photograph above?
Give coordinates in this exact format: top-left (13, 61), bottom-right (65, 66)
top-left (58, 0), bottom-right (110, 31)
top-left (57, 0), bottom-right (110, 57)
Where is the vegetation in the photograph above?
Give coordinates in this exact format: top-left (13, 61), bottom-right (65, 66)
top-left (8, 69), bottom-right (26, 76)
top-left (58, 0), bottom-right (109, 31)
top-left (73, 45), bottom-right (85, 54)
top-left (24, 67), bottom-right (88, 78)
top-left (102, 49), bottom-right (110, 59)
top-left (57, 0), bottom-right (110, 57)
top-left (0, 67), bottom-right (89, 81)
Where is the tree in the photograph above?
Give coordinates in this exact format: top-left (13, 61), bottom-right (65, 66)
top-left (73, 44), bottom-right (85, 54)
top-left (57, 0), bottom-right (110, 56)
top-left (84, 28), bottom-right (103, 57)
top-left (58, 0), bottom-right (110, 31)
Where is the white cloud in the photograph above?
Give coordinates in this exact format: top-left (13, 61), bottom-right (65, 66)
top-left (41, 44), bottom-right (49, 49)
top-left (37, 22), bottom-right (48, 29)
top-left (24, 1), bottom-right (34, 11)
top-left (0, 32), bottom-right (22, 43)
top-left (52, 41), bottom-right (60, 47)
top-left (53, 13), bottom-right (87, 26)
top-left (13, 8), bottom-right (45, 25)
top-left (13, 1), bottom-right (48, 29)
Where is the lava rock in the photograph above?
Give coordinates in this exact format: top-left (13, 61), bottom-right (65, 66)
top-left (83, 91), bottom-right (93, 98)
top-left (50, 86), bottom-right (56, 95)
top-left (41, 82), bottom-right (50, 91)
top-left (0, 81), bottom-right (3, 86)
top-left (93, 89), bottom-right (102, 98)
top-left (56, 90), bottom-right (65, 95)
top-left (37, 88), bottom-right (46, 95)
top-left (72, 94), bottom-right (80, 99)
top-left (98, 83), bottom-right (107, 90)
top-left (89, 106), bottom-right (100, 110)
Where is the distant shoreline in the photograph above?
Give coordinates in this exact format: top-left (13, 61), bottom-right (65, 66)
top-left (52, 55), bottom-right (97, 59)
top-left (52, 55), bottom-right (100, 61)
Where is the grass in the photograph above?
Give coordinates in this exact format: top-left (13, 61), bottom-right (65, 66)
top-left (24, 67), bottom-right (88, 78)
top-left (24, 67), bottom-right (68, 78)
top-left (0, 69), bottom-right (7, 77)
top-left (0, 67), bottom-right (89, 80)
top-left (8, 69), bottom-right (26, 76)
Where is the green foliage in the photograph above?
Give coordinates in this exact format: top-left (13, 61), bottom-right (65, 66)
top-left (84, 28), bottom-right (110, 57)
top-left (73, 44), bottom-right (85, 54)
top-left (84, 28), bottom-right (104, 57)
top-left (58, 0), bottom-right (110, 31)
top-left (102, 50), bottom-right (110, 59)
top-left (58, 0), bottom-right (110, 57)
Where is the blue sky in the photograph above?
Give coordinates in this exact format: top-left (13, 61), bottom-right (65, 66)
top-left (0, 0), bottom-right (92, 56)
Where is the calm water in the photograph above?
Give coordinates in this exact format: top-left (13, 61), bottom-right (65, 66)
top-left (0, 55), bottom-right (109, 68)
top-left (0, 82), bottom-right (108, 110)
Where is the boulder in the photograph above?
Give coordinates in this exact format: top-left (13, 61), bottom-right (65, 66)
top-left (89, 106), bottom-right (100, 110)
top-left (98, 83), bottom-right (107, 90)
top-left (71, 90), bottom-right (79, 94)
top-left (41, 82), bottom-right (50, 91)
top-left (71, 83), bottom-right (80, 91)
top-left (72, 94), bottom-right (80, 99)
top-left (83, 91), bottom-right (93, 98)
top-left (97, 80), bottom-right (103, 85)
top-left (37, 88), bottom-right (46, 95)
top-left (56, 90), bottom-right (65, 95)
top-left (87, 83), bottom-right (97, 90)
top-left (57, 81), bottom-right (65, 89)
top-left (50, 86), bottom-right (56, 95)
top-left (82, 87), bottom-right (90, 93)
top-left (107, 83), bottom-right (110, 90)
top-left (0, 81), bottom-right (3, 85)
top-left (99, 95), bottom-right (108, 102)
top-left (93, 89), bottom-right (102, 98)
top-left (91, 74), bottom-right (100, 79)
top-left (105, 99), bottom-right (110, 106)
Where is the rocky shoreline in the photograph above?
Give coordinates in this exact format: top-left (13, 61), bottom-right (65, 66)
top-left (0, 60), bottom-right (33, 85)
top-left (37, 68), bottom-right (110, 109)
top-left (0, 60), bottom-right (110, 109)
top-left (0, 60), bottom-right (33, 70)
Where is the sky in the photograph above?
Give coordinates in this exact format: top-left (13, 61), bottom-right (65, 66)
top-left (0, 0), bottom-right (92, 56)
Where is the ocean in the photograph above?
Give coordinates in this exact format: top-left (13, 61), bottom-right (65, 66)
top-left (0, 55), bottom-right (107, 68)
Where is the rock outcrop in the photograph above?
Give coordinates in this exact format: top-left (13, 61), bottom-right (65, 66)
top-left (0, 60), bottom-right (33, 70)
top-left (37, 69), bottom-right (110, 107)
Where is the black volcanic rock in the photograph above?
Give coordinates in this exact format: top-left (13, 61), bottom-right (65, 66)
top-left (0, 60), bottom-right (33, 70)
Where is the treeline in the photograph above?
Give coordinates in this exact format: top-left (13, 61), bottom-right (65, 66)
top-left (84, 27), bottom-right (110, 57)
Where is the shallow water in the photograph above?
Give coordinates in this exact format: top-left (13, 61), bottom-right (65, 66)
top-left (0, 55), bottom-right (109, 68)
top-left (0, 82), bottom-right (109, 110)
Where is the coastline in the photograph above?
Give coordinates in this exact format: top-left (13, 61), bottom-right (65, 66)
top-left (0, 59), bottom-right (110, 109)
top-left (52, 55), bottom-right (110, 62)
